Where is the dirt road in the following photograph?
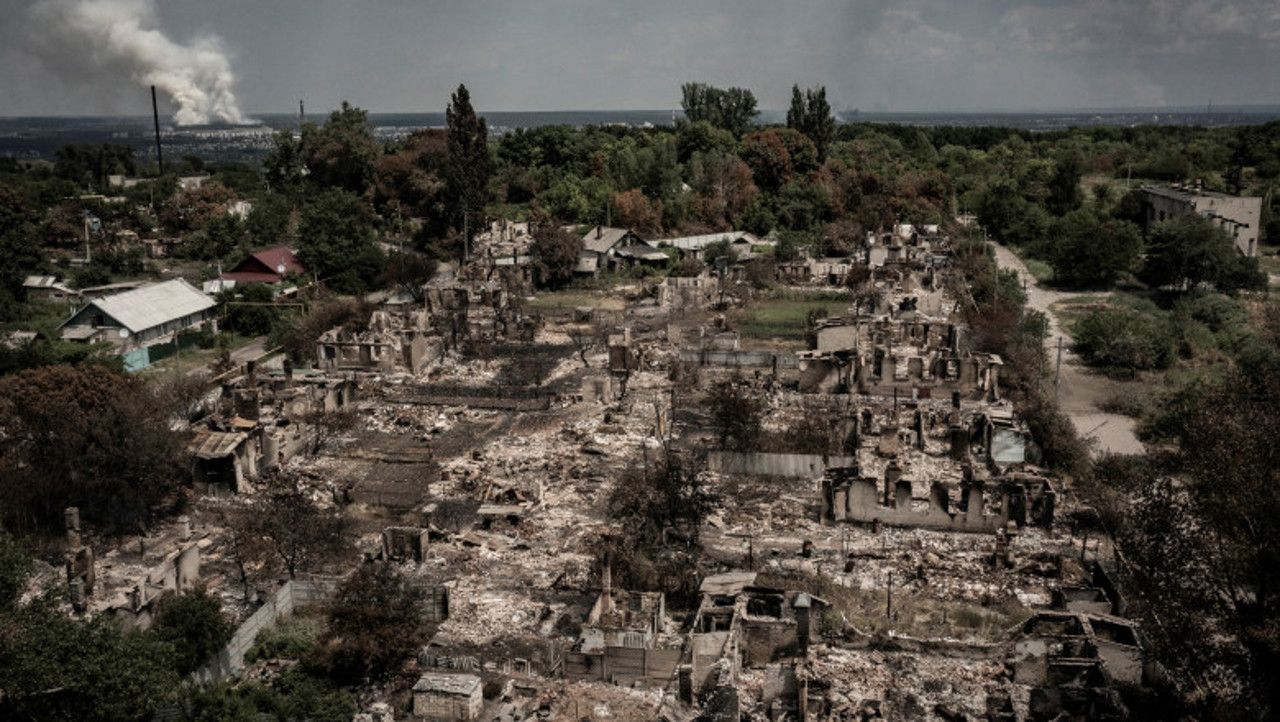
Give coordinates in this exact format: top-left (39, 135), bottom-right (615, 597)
top-left (989, 245), bottom-right (1144, 456)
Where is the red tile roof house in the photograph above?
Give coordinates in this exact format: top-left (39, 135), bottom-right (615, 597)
top-left (219, 247), bottom-right (308, 284)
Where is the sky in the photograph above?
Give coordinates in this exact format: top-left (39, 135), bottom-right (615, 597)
top-left (1, 0), bottom-right (1279, 120)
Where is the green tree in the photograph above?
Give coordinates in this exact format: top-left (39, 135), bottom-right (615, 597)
top-left (681, 82), bottom-right (759, 136)
top-left (701, 238), bottom-right (735, 270)
top-left (222, 283), bottom-right (279, 337)
top-left (246, 192), bottom-right (296, 247)
top-left (317, 563), bottom-right (431, 684)
top-left (301, 102), bottom-right (379, 195)
top-left (0, 365), bottom-right (186, 535)
top-left (53, 143), bottom-right (136, 190)
top-left (246, 475), bottom-right (349, 580)
top-left (606, 449), bottom-right (715, 549)
top-left (297, 188), bottom-right (385, 294)
top-left (1047, 210), bottom-right (1142, 288)
top-left (0, 528), bottom-right (32, 610)
top-left (1045, 151), bottom-right (1084, 215)
top-left (1141, 213), bottom-right (1267, 294)
top-left (530, 223), bottom-right (582, 289)
top-left (1102, 348), bottom-right (1280, 716)
top-left (262, 129), bottom-right (306, 194)
top-left (708, 378), bottom-right (765, 451)
top-left (186, 213), bottom-right (247, 261)
top-left (676, 120), bottom-right (737, 164)
top-left (1074, 307), bottom-right (1177, 371)
top-left (0, 185), bottom-right (46, 320)
top-left (786, 84), bottom-right (836, 161)
top-left (151, 587), bottom-right (235, 675)
top-left (445, 84), bottom-right (490, 259)
top-left (0, 593), bottom-right (179, 720)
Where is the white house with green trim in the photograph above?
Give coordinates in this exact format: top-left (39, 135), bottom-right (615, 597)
top-left (57, 278), bottom-right (217, 371)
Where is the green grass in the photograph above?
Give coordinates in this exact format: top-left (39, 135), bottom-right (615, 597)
top-left (1022, 257), bottom-right (1054, 283)
top-left (734, 289), bottom-right (851, 349)
top-left (757, 571), bottom-right (1031, 640)
top-left (1048, 294), bottom-right (1111, 332)
top-left (140, 331), bottom-right (257, 377)
top-left (1256, 243), bottom-right (1280, 279)
top-left (524, 290), bottom-right (627, 312)
top-left (1007, 245), bottom-right (1054, 283)
top-left (0, 301), bottom-right (77, 333)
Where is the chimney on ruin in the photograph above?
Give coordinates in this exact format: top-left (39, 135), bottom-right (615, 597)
top-left (601, 549), bottom-right (614, 615)
top-left (65, 507), bottom-right (81, 549)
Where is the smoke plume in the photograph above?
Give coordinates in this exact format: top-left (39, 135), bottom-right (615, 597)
top-left (31, 0), bottom-right (248, 125)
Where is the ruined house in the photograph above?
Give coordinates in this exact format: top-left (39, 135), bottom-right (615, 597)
top-left (186, 371), bottom-right (358, 492)
top-left (1014, 611), bottom-right (1145, 720)
top-left (316, 310), bottom-right (442, 374)
top-left (422, 280), bottom-right (516, 347)
top-left (798, 317), bottom-right (1002, 400)
top-left (821, 466), bottom-right (1056, 532)
top-left (680, 572), bottom-right (828, 717)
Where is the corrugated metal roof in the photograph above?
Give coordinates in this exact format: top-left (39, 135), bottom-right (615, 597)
top-left (582, 227), bottom-right (640, 254)
top-left (83, 279), bottom-right (215, 334)
top-left (250, 246), bottom-right (307, 275)
top-left (700, 571), bottom-right (758, 595)
top-left (413, 673), bottom-right (481, 696)
top-left (655, 231), bottom-right (757, 251)
top-left (188, 429), bottom-right (248, 459)
top-left (616, 246), bottom-right (670, 261)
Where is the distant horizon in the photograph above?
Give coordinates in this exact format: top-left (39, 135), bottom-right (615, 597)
top-left (4, 103), bottom-right (1280, 123)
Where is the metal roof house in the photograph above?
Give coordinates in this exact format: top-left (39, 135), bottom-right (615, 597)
top-left (653, 231), bottom-right (763, 260)
top-left (576, 226), bottom-right (648, 275)
top-left (23, 275), bottom-right (79, 304)
top-left (58, 278), bottom-right (217, 371)
top-left (218, 246), bottom-right (308, 284)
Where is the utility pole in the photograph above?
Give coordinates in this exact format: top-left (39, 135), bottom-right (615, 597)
top-left (1054, 337), bottom-right (1063, 397)
top-left (886, 571), bottom-right (893, 621)
top-left (462, 200), bottom-right (469, 265)
top-left (150, 86), bottom-right (164, 176)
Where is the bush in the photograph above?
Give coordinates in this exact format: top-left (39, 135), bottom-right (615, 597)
top-left (245, 612), bottom-right (322, 664)
top-left (150, 587), bottom-right (235, 676)
top-left (1074, 307), bottom-right (1177, 372)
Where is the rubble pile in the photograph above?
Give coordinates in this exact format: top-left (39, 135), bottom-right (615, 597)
top-left (44, 226), bottom-right (1160, 720)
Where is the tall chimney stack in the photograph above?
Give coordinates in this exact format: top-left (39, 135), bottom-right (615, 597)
top-left (601, 549), bottom-right (614, 614)
top-left (151, 86), bottom-right (164, 176)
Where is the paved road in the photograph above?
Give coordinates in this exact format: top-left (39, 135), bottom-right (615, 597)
top-left (990, 244), bottom-right (1144, 456)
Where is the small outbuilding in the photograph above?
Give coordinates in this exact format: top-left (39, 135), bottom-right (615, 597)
top-left (412, 673), bottom-right (483, 721)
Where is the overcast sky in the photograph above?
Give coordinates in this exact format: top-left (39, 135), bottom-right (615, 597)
top-left (2, 0), bottom-right (1279, 119)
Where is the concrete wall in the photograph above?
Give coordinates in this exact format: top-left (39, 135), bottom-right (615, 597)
top-left (740, 620), bottom-right (798, 667)
top-left (679, 349), bottom-right (798, 369)
top-left (709, 451), bottom-right (856, 479)
top-left (564, 647), bottom-right (681, 685)
top-left (192, 577), bottom-right (341, 683)
top-left (823, 476), bottom-right (1056, 533)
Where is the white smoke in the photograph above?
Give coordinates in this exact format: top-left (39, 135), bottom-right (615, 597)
top-left (31, 0), bottom-right (249, 125)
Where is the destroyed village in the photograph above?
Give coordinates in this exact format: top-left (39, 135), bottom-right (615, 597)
top-left (3, 83), bottom-right (1280, 722)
